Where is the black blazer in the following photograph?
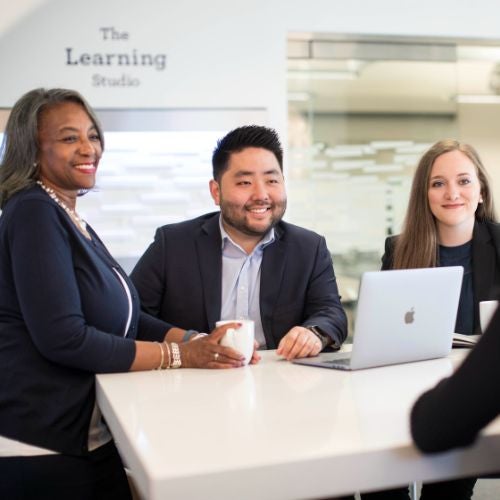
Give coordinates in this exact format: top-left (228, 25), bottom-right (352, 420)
top-left (382, 221), bottom-right (500, 333)
top-left (131, 212), bottom-right (347, 349)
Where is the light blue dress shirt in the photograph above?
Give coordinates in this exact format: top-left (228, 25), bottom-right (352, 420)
top-left (219, 216), bottom-right (275, 349)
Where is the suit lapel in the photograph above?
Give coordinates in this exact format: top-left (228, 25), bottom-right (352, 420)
top-left (196, 215), bottom-right (223, 330)
top-left (260, 226), bottom-right (287, 348)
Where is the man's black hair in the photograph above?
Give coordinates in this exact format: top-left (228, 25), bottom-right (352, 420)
top-left (212, 125), bottom-right (283, 181)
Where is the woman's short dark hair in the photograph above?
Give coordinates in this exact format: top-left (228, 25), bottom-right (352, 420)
top-left (0, 88), bottom-right (104, 208)
top-left (212, 125), bottom-right (283, 181)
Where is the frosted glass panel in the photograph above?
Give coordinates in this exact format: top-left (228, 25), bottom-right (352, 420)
top-left (78, 130), bottom-right (225, 261)
top-left (287, 36), bottom-right (462, 286)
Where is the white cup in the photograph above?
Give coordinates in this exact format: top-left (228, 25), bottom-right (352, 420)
top-left (216, 319), bottom-right (255, 365)
top-left (479, 300), bottom-right (499, 333)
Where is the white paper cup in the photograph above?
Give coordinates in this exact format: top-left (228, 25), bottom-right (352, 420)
top-left (480, 300), bottom-right (499, 333)
top-left (216, 320), bottom-right (254, 365)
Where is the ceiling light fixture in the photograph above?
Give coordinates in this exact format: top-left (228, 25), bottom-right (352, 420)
top-left (453, 94), bottom-right (500, 104)
top-left (287, 92), bottom-right (312, 101)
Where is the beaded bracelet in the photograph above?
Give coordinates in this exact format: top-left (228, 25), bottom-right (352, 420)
top-left (171, 342), bottom-right (182, 368)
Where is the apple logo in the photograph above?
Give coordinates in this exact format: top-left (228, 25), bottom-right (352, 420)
top-left (404, 307), bottom-right (415, 324)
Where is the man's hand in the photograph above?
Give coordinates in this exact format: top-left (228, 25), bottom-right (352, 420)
top-left (276, 326), bottom-right (322, 361)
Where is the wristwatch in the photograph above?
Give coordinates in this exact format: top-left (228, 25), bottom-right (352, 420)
top-left (306, 326), bottom-right (331, 350)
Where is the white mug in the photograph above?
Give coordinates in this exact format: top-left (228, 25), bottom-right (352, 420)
top-left (216, 319), bottom-right (255, 365)
top-left (479, 300), bottom-right (499, 333)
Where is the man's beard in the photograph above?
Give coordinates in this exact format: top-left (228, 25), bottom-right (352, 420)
top-left (220, 198), bottom-right (287, 237)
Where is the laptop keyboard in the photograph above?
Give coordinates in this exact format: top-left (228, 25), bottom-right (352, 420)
top-left (326, 357), bottom-right (352, 370)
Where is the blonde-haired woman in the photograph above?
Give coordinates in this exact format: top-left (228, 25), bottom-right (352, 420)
top-left (367, 139), bottom-right (500, 500)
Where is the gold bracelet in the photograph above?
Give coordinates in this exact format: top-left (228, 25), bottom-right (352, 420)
top-left (156, 341), bottom-right (164, 370)
top-left (163, 341), bottom-right (171, 369)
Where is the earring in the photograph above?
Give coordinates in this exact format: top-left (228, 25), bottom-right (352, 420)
top-left (32, 162), bottom-right (40, 179)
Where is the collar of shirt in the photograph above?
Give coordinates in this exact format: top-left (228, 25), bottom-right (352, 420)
top-left (218, 215), bottom-right (276, 257)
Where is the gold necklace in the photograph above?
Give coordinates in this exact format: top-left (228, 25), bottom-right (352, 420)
top-left (36, 181), bottom-right (88, 233)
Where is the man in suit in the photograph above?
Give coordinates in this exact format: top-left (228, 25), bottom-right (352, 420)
top-left (130, 125), bottom-right (347, 360)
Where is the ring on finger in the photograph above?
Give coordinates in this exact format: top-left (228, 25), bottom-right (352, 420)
top-left (214, 352), bottom-right (219, 361)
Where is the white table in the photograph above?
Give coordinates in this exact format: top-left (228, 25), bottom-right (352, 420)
top-left (96, 349), bottom-right (500, 500)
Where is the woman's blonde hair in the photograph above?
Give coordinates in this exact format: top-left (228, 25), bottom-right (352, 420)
top-left (393, 139), bottom-right (496, 269)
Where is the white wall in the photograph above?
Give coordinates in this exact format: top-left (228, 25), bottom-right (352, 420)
top-left (2, 0), bottom-right (500, 136)
top-left (0, 0), bottom-right (285, 130)
top-left (284, 0), bottom-right (500, 38)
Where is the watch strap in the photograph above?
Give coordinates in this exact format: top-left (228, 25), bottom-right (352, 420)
top-left (306, 326), bottom-right (331, 350)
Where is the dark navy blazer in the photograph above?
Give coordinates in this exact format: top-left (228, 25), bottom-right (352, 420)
top-left (131, 212), bottom-right (347, 349)
top-left (0, 187), bottom-right (169, 456)
top-left (382, 221), bottom-right (500, 333)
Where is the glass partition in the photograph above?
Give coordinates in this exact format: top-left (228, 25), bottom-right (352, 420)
top-left (286, 35), bottom-right (500, 327)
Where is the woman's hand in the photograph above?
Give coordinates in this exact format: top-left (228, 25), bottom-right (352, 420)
top-left (179, 322), bottom-right (246, 369)
top-left (250, 340), bottom-right (261, 365)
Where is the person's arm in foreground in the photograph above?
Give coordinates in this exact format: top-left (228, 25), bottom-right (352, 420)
top-left (411, 308), bottom-right (500, 453)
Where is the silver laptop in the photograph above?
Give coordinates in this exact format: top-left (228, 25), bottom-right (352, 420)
top-left (293, 266), bottom-right (463, 371)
